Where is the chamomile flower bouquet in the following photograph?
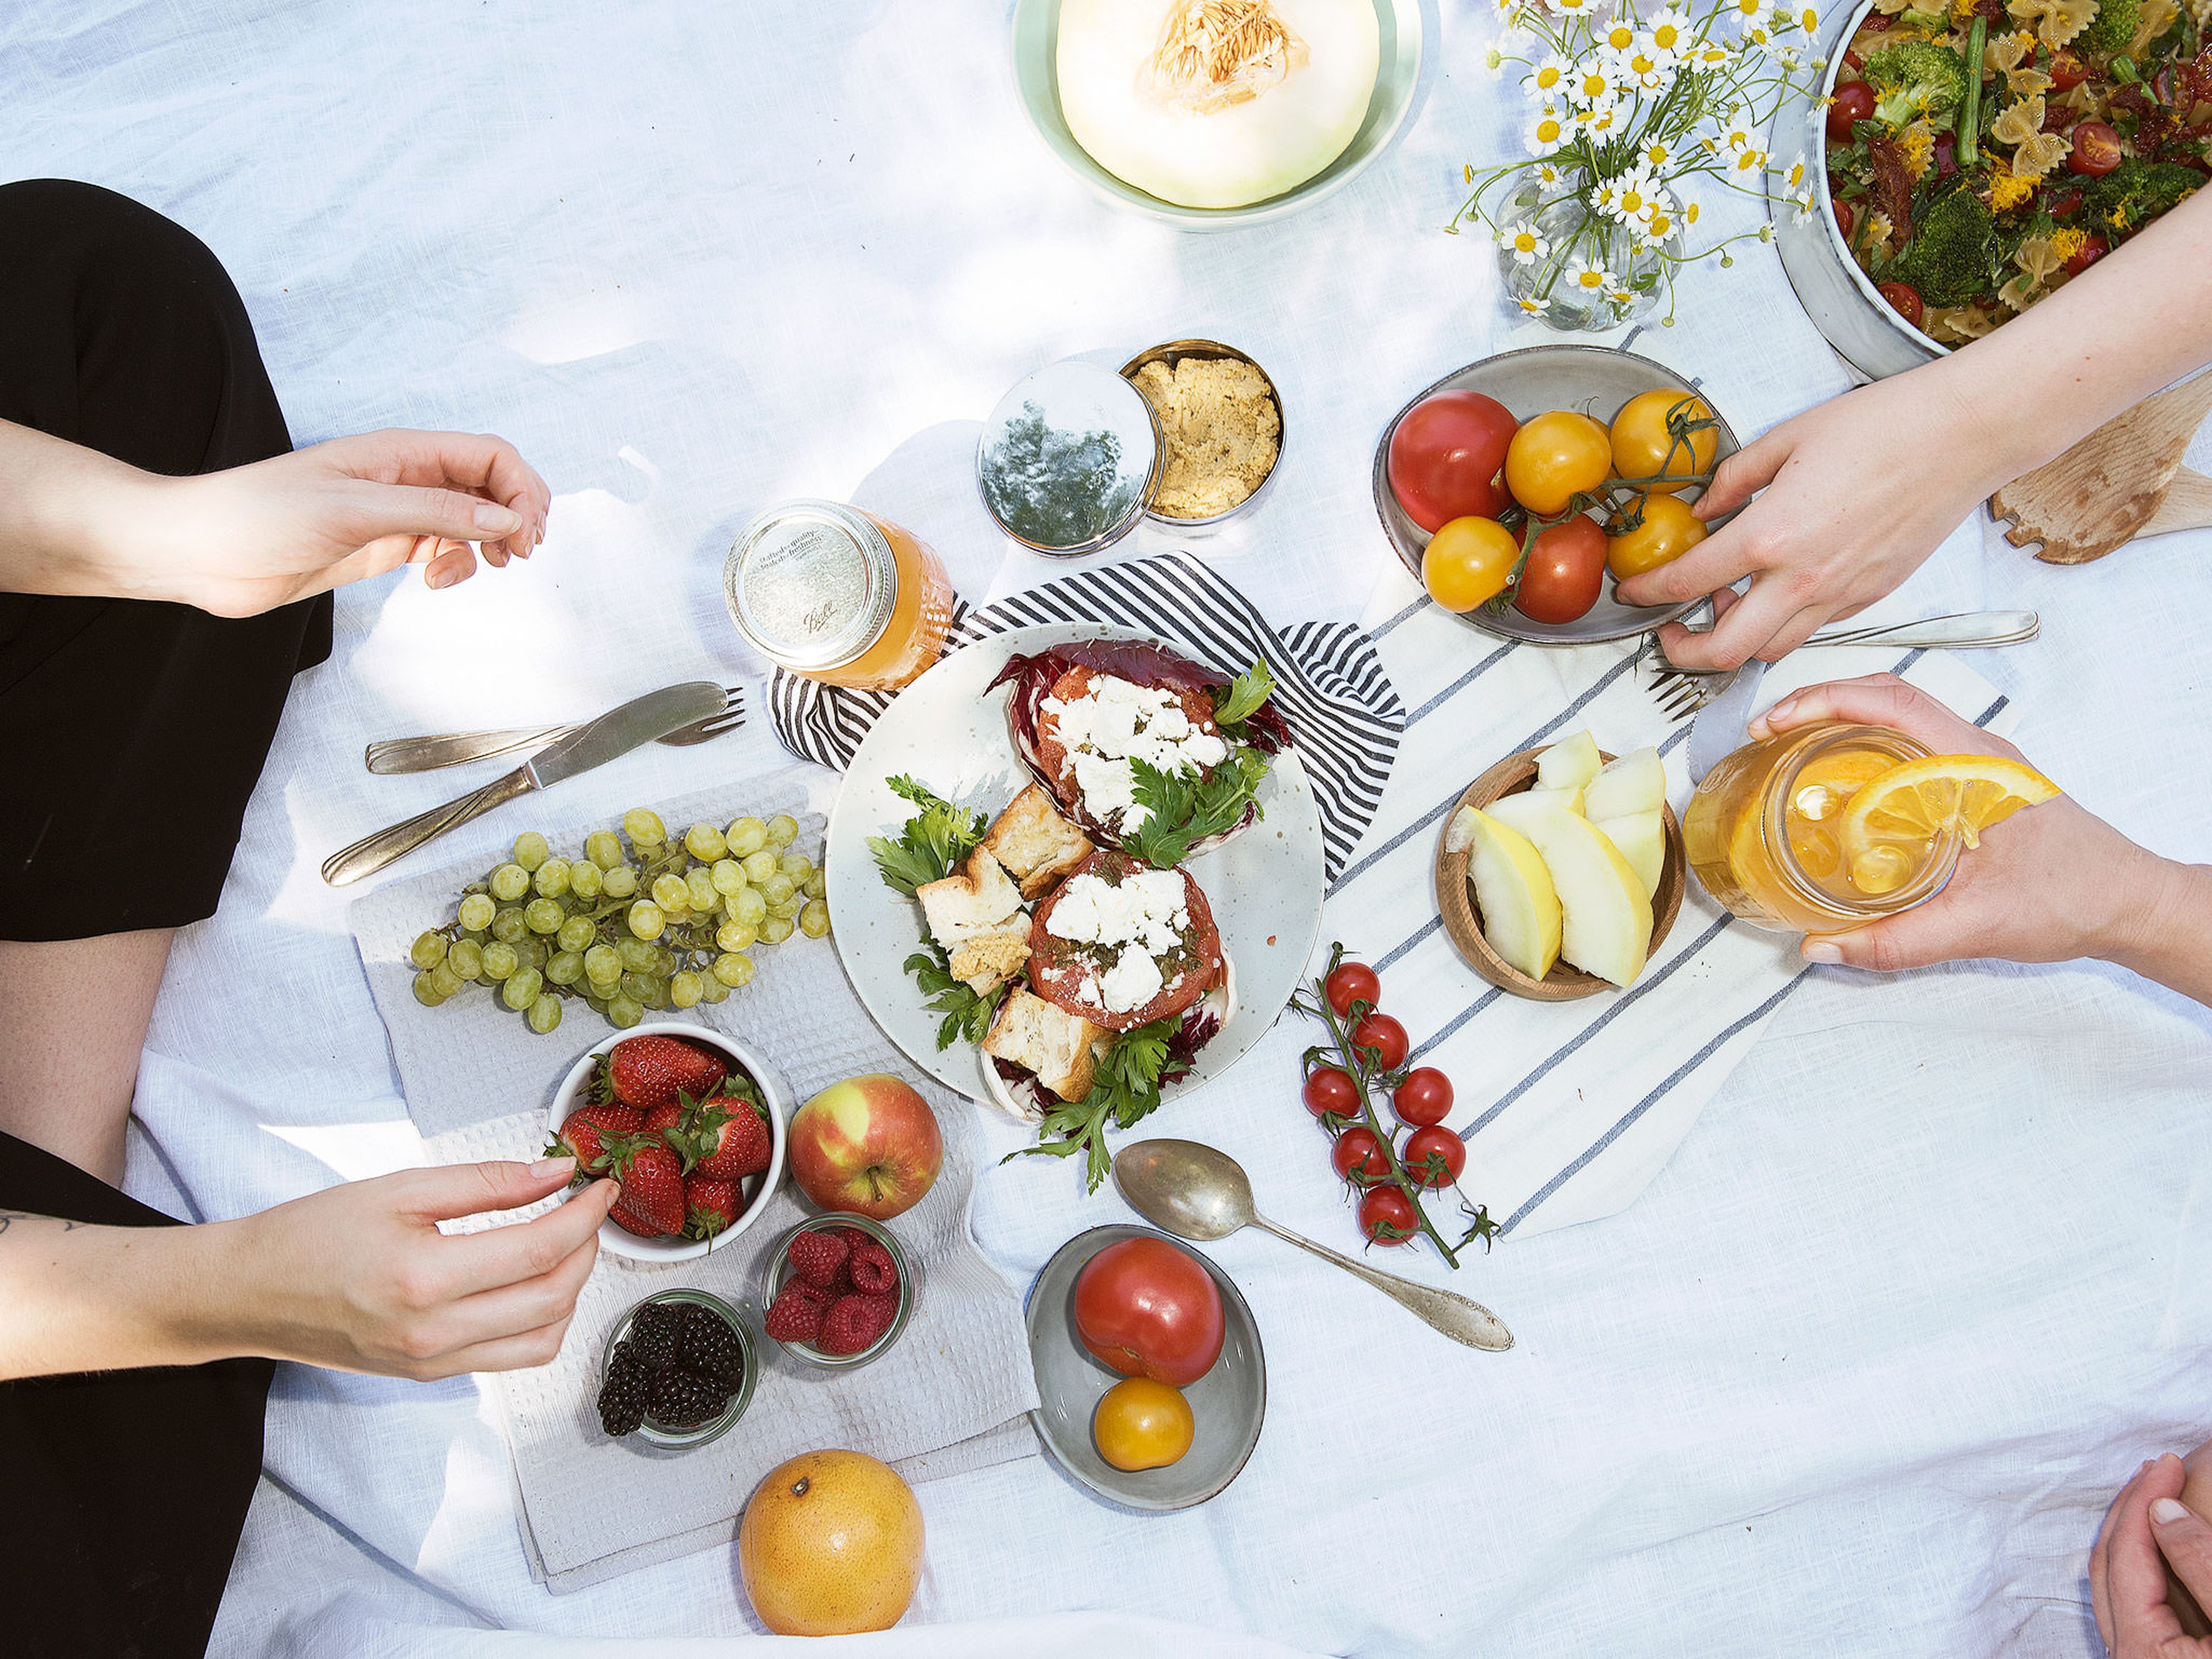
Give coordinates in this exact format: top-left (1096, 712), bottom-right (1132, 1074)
top-left (1457, 0), bottom-right (1834, 328)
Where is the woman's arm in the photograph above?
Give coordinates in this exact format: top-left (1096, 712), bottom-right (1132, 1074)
top-left (1620, 187), bottom-right (2212, 669)
top-left (0, 421), bottom-right (552, 617)
top-left (1753, 676), bottom-right (2212, 1006)
top-left (0, 1158), bottom-right (618, 1381)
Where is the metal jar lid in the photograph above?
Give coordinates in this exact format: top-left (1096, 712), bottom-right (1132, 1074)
top-left (723, 499), bottom-right (899, 672)
top-left (975, 359), bottom-right (1164, 557)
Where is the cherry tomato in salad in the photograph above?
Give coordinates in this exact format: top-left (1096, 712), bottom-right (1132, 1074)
top-left (1833, 196), bottom-right (1854, 238)
top-left (2044, 186), bottom-right (2084, 217)
top-left (1934, 130), bottom-right (1957, 177)
top-left (1422, 515), bottom-right (1521, 613)
top-left (1842, 46), bottom-right (1865, 71)
top-left (1877, 281), bottom-right (1924, 328)
top-left (1358, 1185), bottom-right (1419, 1244)
top-left (2069, 120), bottom-right (2123, 176)
top-left (1827, 80), bottom-right (1875, 140)
top-left (1388, 391), bottom-right (1519, 533)
top-left (1350, 1012), bottom-right (1410, 1071)
top-left (1331, 1125), bottom-right (1391, 1183)
top-left (2063, 232), bottom-right (2109, 275)
top-left (1400, 1126), bottom-right (1467, 1190)
top-left (1504, 411), bottom-right (1613, 517)
top-left (1514, 515), bottom-right (1608, 624)
top-left (2048, 47), bottom-right (2088, 90)
top-left (1324, 960), bottom-right (1381, 1017)
top-left (1302, 1066), bottom-right (1359, 1121)
top-left (1392, 1067), bottom-right (1455, 1128)
top-left (1605, 491), bottom-right (1707, 581)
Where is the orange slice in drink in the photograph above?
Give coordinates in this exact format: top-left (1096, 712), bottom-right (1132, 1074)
top-left (1838, 754), bottom-right (2062, 895)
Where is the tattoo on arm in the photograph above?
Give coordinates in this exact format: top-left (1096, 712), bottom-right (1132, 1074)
top-left (0, 1211), bottom-right (82, 1235)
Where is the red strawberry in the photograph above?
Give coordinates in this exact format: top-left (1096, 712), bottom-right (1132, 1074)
top-left (786, 1228), bottom-right (849, 1290)
top-left (681, 1089), bottom-right (771, 1180)
top-left (764, 1281), bottom-right (828, 1344)
top-left (593, 1035), bottom-right (727, 1113)
top-left (817, 1292), bottom-right (898, 1356)
top-left (546, 1101), bottom-right (640, 1174)
top-left (641, 1099), bottom-right (685, 1140)
top-left (684, 1175), bottom-right (741, 1239)
top-left (847, 1236), bottom-right (899, 1296)
top-left (604, 1136), bottom-right (685, 1237)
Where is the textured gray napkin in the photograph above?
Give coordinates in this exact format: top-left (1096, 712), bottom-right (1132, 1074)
top-left (349, 765), bottom-right (1041, 1591)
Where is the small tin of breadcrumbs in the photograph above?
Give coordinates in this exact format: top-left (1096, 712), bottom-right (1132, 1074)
top-left (1118, 339), bottom-right (1285, 529)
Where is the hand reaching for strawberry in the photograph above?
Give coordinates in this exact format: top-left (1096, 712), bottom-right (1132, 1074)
top-left (0, 1157), bottom-right (617, 1382)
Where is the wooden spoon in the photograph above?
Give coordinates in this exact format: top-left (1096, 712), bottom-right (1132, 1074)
top-left (1988, 372), bottom-right (2212, 563)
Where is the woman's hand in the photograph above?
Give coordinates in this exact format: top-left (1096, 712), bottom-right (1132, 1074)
top-left (1614, 372), bottom-right (2009, 670)
top-left (205, 1157), bottom-right (618, 1378)
top-left (2092, 1451), bottom-right (2212, 1657)
top-left (1752, 675), bottom-right (2168, 974)
top-left (154, 428), bottom-right (553, 615)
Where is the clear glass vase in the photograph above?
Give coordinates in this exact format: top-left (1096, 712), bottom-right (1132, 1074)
top-left (1494, 171), bottom-right (1673, 333)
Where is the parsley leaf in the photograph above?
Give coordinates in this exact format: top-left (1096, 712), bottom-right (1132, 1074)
top-left (1014, 1012), bottom-right (1180, 1191)
top-left (867, 774), bottom-right (987, 896)
top-left (1120, 746), bottom-right (1270, 869)
top-left (903, 946), bottom-right (1004, 1051)
top-left (1211, 659), bottom-right (1275, 729)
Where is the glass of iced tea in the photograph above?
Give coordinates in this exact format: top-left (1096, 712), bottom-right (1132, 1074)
top-left (1683, 722), bottom-right (1961, 933)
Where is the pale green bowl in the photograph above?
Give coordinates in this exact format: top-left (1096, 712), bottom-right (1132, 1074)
top-left (1009, 0), bottom-right (1425, 230)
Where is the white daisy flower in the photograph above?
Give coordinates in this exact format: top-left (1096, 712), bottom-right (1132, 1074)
top-left (1790, 186), bottom-right (1820, 222)
top-left (1732, 0), bottom-right (1761, 15)
top-left (1526, 104), bottom-right (1571, 154)
top-left (1529, 53), bottom-right (1573, 96)
top-left (1797, 5), bottom-right (1820, 31)
top-left (1566, 257), bottom-right (1616, 294)
top-left (1578, 103), bottom-right (1623, 137)
top-left (1568, 60), bottom-right (1619, 107)
top-left (1516, 295), bottom-right (1546, 315)
top-left (1613, 165), bottom-right (1658, 222)
top-left (1734, 143), bottom-right (1769, 173)
top-left (1497, 224), bottom-right (1551, 264)
top-left (1642, 138), bottom-right (1673, 169)
top-left (1536, 160), bottom-right (1563, 185)
top-left (1647, 9), bottom-right (1695, 55)
top-left (1688, 40), bottom-right (1734, 68)
top-left (1645, 206), bottom-right (1678, 240)
top-left (1588, 176), bottom-right (1622, 214)
top-left (1681, 195), bottom-right (1702, 227)
top-left (1742, 20), bottom-right (1775, 47)
top-left (1781, 150), bottom-right (1810, 191)
top-left (1554, 0), bottom-right (1590, 14)
top-left (1622, 44), bottom-right (1669, 87)
top-left (1721, 121), bottom-right (1754, 153)
top-left (1600, 17), bottom-right (1639, 52)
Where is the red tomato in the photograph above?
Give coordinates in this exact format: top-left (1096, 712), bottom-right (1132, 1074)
top-left (2069, 121), bottom-right (2122, 176)
top-left (1877, 281), bottom-right (1923, 328)
top-left (1401, 1126), bottom-right (1467, 1190)
top-left (1324, 960), bottom-right (1381, 1017)
top-left (1387, 391), bottom-right (1519, 533)
top-left (2045, 187), bottom-right (2084, 217)
top-left (1832, 197), bottom-right (1854, 238)
top-left (1331, 1126), bottom-right (1391, 1183)
top-left (2048, 48), bottom-right (2088, 90)
top-left (1392, 1067), bottom-right (1454, 1127)
top-left (1073, 1237), bottom-right (1225, 1388)
top-left (2063, 232), bottom-right (2109, 275)
top-left (1350, 1012), bottom-right (1410, 1070)
top-left (1934, 130), bottom-right (1957, 177)
top-left (1843, 47), bottom-right (1865, 71)
top-left (1513, 515), bottom-right (1607, 624)
top-left (1358, 1185), bottom-right (1419, 1245)
top-left (1827, 80), bottom-right (1875, 140)
top-left (1302, 1066), bottom-right (1359, 1120)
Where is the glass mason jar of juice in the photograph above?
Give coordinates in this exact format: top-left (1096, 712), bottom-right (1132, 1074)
top-left (724, 500), bottom-right (955, 691)
top-left (1683, 722), bottom-right (1961, 933)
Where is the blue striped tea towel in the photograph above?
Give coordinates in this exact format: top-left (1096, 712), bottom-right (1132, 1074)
top-left (767, 551), bottom-right (1407, 882)
top-left (1334, 560), bottom-right (2022, 1240)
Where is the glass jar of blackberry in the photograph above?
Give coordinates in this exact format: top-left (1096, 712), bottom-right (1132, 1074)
top-left (596, 1289), bottom-right (756, 1450)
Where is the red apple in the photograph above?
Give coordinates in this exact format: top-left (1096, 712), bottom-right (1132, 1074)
top-left (788, 1074), bottom-right (942, 1219)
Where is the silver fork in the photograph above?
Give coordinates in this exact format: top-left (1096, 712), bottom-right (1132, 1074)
top-left (1641, 612), bottom-right (2039, 720)
top-left (363, 685), bottom-right (747, 773)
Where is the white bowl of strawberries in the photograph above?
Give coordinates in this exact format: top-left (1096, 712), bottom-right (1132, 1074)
top-left (546, 1024), bottom-right (789, 1263)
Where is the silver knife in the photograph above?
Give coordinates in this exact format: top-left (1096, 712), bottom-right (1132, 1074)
top-left (320, 681), bottom-right (728, 886)
top-left (1685, 657), bottom-right (1770, 787)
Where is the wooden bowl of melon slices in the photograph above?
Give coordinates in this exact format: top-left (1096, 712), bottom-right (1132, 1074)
top-left (1434, 730), bottom-right (1685, 1002)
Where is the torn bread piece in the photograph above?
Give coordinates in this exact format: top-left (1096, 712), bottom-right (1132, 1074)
top-left (979, 783), bottom-right (1093, 899)
top-left (982, 986), bottom-right (1106, 1104)
top-left (918, 847), bottom-right (1030, 994)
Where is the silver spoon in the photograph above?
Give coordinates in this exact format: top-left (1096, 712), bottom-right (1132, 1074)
top-left (1112, 1139), bottom-right (1514, 1352)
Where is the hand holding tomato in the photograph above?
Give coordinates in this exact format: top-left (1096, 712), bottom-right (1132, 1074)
top-left (1073, 1236), bottom-right (1224, 1388)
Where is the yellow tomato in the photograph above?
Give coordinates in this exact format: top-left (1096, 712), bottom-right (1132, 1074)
top-left (1605, 491), bottom-right (1708, 581)
top-left (1608, 389), bottom-right (1718, 495)
top-left (1505, 411), bottom-right (1612, 517)
top-left (1422, 516), bottom-right (1521, 613)
top-left (1092, 1377), bottom-right (1195, 1471)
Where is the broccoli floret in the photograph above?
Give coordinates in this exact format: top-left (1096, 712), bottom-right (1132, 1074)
top-left (2082, 157), bottom-right (2204, 235)
top-left (2078, 0), bottom-right (2140, 55)
top-left (1892, 187), bottom-right (1999, 305)
top-left (1863, 40), bottom-right (1971, 128)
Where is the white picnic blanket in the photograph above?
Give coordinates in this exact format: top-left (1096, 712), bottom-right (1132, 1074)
top-left (10, 3), bottom-right (2212, 1657)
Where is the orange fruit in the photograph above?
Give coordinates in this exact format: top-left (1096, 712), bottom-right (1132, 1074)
top-left (737, 1449), bottom-right (925, 1635)
top-left (1092, 1377), bottom-right (1195, 1471)
top-left (1838, 753), bottom-right (2061, 895)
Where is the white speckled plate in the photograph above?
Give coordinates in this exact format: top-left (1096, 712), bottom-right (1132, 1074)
top-left (823, 623), bottom-right (1326, 1106)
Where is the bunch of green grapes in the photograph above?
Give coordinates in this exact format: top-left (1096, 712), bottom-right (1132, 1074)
top-left (407, 809), bottom-right (831, 1034)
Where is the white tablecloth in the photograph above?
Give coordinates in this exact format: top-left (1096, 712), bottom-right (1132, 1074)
top-left (11, 4), bottom-right (2212, 1655)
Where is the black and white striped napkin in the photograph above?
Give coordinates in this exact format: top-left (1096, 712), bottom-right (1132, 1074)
top-left (766, 552), bottom-right (1405, 882)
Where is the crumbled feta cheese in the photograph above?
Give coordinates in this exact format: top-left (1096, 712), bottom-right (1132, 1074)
top-left (1041, 674), bottom-right (1231, 827)
top-left (1045, 868), bottom-right (1195, 1013)
top-left (1099, 948), bottom-right (1165, 1014)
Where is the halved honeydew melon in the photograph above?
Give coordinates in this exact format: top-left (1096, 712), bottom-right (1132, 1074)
top-left (1584, 747), bottom-right (1666, 820)
top-left (1501, 801), bottom-right (1653, 987)
top-left (1056, 0), bottom-right (1382, 210)
top-left (1594, 808), bottom-right (1665, 900)
top-left (1457, 808), bottom-right (1563, 980)
top-left (1535, 729), bottom-right (1603, 792)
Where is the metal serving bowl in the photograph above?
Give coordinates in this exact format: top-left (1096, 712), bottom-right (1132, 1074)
top-left (1772, 0), bottom-right (1950, 379)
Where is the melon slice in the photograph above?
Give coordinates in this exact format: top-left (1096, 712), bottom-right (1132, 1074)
top-left (1456, 808), bottom-right (1563, 980)
top-left (1594, 809), bottom-right (1665, 900)
top-left (1501, 801), bottom-right (1653, 987)
top-left (1535, 729), bottom-right (1603, 792)
top-left (1584, 747), bottom-right (1665, 820)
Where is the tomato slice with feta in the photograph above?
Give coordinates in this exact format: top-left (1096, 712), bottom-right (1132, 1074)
top-left (1028, 850), bottom-right (1224, 1032)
